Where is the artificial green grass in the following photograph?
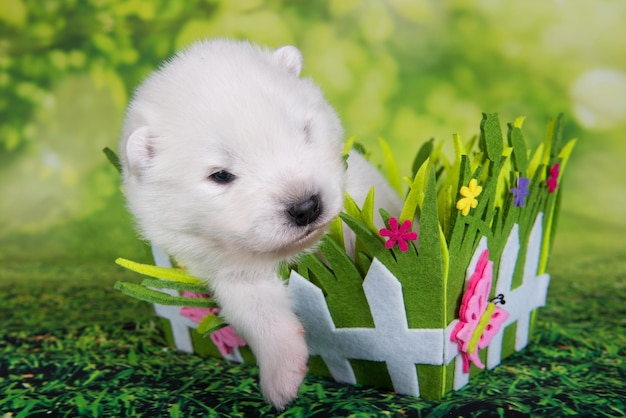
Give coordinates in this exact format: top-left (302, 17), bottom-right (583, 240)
top-left (1, 200), bottom-right (625, 416)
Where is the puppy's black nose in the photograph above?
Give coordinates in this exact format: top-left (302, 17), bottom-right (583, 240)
top-left (287, 194), bottom-right (321, 227)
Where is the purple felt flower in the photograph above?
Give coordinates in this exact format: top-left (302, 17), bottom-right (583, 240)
top-left (510, 177), bottom-right (530, 207)
top-left (450, 250), bottom-right (509, 373)
top-left (546, 163), bottom-right (560, 194)
top-left (379, 217), bottom-right (418, 252)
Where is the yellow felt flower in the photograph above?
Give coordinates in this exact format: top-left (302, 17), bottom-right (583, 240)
top-left (456, 179), bottom-right (483, 216)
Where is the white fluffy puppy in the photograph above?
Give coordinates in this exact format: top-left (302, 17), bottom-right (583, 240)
top-left (119, 39), bottom-right (401, 408)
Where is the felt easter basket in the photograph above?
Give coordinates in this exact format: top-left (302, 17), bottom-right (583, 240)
top-left (112, 113), bottom-right (575, 400)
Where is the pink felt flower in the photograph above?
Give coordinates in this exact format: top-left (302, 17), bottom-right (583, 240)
top-left (450, 250), bottom-right (509, 373)
top-left (180, 291), bottom-right (246, 356)
top-left (379, 217), bottom-right (418, 252)
top-left (546, 163), bottom-right (560, 193)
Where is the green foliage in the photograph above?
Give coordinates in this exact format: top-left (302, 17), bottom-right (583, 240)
top-left (0, 0), bottom-right (219, 154)
top-left (1, 220), bottom-right (625, 416)
top-left (2, 1), bottom-right (624, 237)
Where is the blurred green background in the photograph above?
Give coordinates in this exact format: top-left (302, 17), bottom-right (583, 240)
top-left (1, 0), bottom-right (625, 262)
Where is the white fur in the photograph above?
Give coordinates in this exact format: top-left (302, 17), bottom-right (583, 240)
top-left (119, 39), bottom-right (401, 409)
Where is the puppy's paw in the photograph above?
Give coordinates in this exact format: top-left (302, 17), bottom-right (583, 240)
top-left (259, 327), bottom-right (309, 410)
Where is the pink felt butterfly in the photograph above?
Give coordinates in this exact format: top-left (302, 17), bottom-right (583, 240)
top-left (450, 249), bottom-right (509, 373)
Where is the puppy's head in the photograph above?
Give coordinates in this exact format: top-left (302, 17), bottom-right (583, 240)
top-left (120, 40), bottom-right (345, 269)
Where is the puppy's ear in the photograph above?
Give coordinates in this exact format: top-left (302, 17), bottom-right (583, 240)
top-left (273, 46), bottom-right (303, 77)
top-left (125, 126), bottom-right (156, 174)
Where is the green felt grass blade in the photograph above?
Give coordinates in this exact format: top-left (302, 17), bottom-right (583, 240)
top-left (405, 167), bottom-right (447, 328)
top-left (538, 138), bottom-right (577, 273)
top-left (435, 133), bottom-right (464, 236)
top-left (361, 187), bottom-right (377, 232)
top-left (327, 216), bottom-right (345, 250)
top-left (542, 114), bottom-right (564, 164)
top-left (401, 157), bottom-right (430, 223)
top-left (102, 147), bottom-right (122, 173)
top-left (139, 278), bottom-right (210, 294)
top-left (508, 117), bottom-right (528, 173)
top-left (114, 281), bottom-right (219, 308)
top-left (378, 136), bottom-right (403, 196)
top-left (549, 114), bottom-right (565, 160)
top-left (197, 313), bottom-right (226, 337)
top-left (343, 192), bottom-right (363, 222)
top-left (480, 113), bottom-right (504, 164)
top-left (411, 138), bottom-right (435, 177)
top-left (317, 235), bottom-right (374, 327)
top-left (494, 148), bottom-right (513, 209)
top-left (278, 262), bottom-right (291, 280)
top-left (317, 235), bottom-right (363, 286)
top-left (464, 133), bottom-right (479, 154)
top-left (116, 258), bottom-right (203, 285)
top-left (557, 138), bottom-right (577, 174)
top-left (343, 136), bottom-right (370, 159)
top-left (294, 252), bottom-right (337, 294)
top-left (527, 143), bottom-right (545, 180)
top-left (339, 212), bottom-right (395, 268)
top-left (343, 135), bottom-right (359, 156)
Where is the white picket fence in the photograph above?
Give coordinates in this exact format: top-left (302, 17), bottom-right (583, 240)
top-left (149, 213), bottom-right (550, 396)
top-left (288, 213), bottom-right (550, 396)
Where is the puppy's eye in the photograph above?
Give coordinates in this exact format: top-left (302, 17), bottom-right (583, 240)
top-left (209, 170), bottom-right (236, 184)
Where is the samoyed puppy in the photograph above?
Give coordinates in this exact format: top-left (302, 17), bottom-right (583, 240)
top-left (119, 39), bottom-right (402, 408)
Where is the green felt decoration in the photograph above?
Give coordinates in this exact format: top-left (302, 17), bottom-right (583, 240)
top-left (342, 135), bottom-right (359, 156)
top-left (378, 137), bottom-right (404, 196)
top-left (326, 216), bottom-right (345, 253)
top-left (111, 114), bottom-right (575, 402)
top-left (527, 142), bottom-right (545, 181)
top-left (507, 119), bottom-right (529, 173)
top-left (480, 113), bottom-right (504, 164)
top-left (350, 359), bottom-right (394, 391)
top-left (113, 281), bottom-right (218, 308)
top-left (159, 317), bottom-right (176, 349)
top-left (316, 235), bottom-right (374, 328)
top-left (411, 138), bottom-right (435, 177)
top-left (339, 212), bottom-right (395, 268)
top-left (343, 193), bottom-right (365, 227)
top-left (501, 322), bottom-right (518, 359)
top-left (343, 135), bottom-right (370, 159)
top-left (277, 261), bottom-right (291, 280)
top-left (294, 251), bottom-right (336, 294)
top-left (400, 157), bottom-right (431, 223)
top-left (417, 364), bottom-right (444, 400)
top-left (308, 355), bottom-right (332, 379)
top-left (405, 167), bottom-right (445, 329)
top-left (115, 258), bottom-right (203, 285)
top-left (139, 278), bottom-right (209, 294)
top-left (190, 327), bottom-right (223, 358)
top-left (360, 187), bottom-right (377, 233)
top-left (197, 313), bottom-right (226, 337)
top-left (102, 146), bottom-right (122, 174)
